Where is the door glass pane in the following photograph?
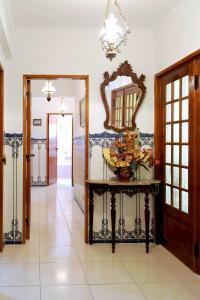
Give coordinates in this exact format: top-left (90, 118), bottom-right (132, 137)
top-left (173, 188), bottom-right (179, 209)
top-left (182, 75), bottom-right (189, 97)
top-left (166, 125), bottom-right (171, 142)
top-left (182, 191), bottom-right (189, 213)
top-left (173, 123), bottom-right (179, 142)
top-left (174, 79), bottom-right (180, 99)
top-left (173, 101), bottom-right (179, 121)
top-left (165, 165), bottom-right (171, 184)
top-left (166, 83), bottom-right (171, 101)
top-left (173, 145), bottom-right (179, 165)
top-left (166, 145), bottom-right (171, 163)
top-left (182, 122), bottom-right (188, 143)
top-left (182, 99), bottom-right (188, 120)
top-left (166, 104), bottom-right (171, 122)
top-left (165, 185), bottom-right (171, 205)
top-left (173, 166), bottom-right (179, 187)
top-left (182, 145), bottom-right (188, 166)
top-left (182, 168), bottom-right (188, 190)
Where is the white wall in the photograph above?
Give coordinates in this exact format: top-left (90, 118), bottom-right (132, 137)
top-left (155, 0), bottom-right (200, 71)
top-left (4, 30), bottom-right (155, 134)
top-left (32, 96), bottom-right (75, 138)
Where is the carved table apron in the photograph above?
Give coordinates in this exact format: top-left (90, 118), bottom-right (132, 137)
top-left (86, 179), bottom-right (161, 253)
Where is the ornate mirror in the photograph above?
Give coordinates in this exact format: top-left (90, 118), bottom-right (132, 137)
top-left (100, 61), bottom-right (146, 132)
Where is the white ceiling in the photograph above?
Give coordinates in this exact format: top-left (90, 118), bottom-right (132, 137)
top-left (6, 0), bottom-right (184, 30)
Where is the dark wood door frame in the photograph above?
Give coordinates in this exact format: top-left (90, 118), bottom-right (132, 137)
top-left (23, 74), bottom-right (89, 244)
top-left (47, 113), bottom-right (74, 186)
top-left (0, 64), bottom-right (4, 252)
top-left (154, 49), bottom-right (200, 273)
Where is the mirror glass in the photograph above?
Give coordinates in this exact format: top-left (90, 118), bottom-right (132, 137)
top-left (105, 76), bottom-right (142, 129)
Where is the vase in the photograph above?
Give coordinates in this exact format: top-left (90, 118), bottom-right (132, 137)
top-left (118, 167), bottom-right (132, 182)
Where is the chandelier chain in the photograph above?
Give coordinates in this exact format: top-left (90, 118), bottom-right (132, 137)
top-left (114, 0), bottom-right (127, 24)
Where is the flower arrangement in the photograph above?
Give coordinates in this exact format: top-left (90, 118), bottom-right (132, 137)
top-left (102, 131), bottom-right (158, 181)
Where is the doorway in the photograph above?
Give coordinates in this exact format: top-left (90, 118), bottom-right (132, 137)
top-left (155, 49), bottom-right (200, 273)
top-left (0, 65), bottom-right (4, 252)
top-left (23, 75), bottom-right (89, 243)
top-left (47, 113), bottom-right (73, 186)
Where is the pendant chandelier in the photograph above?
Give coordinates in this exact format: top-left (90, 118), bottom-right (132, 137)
top-left (100, 0), bottom-right (130, 60)
top-left (42, 81), bottom-right (56, 101)
top-left (58, 97), bottom-right (68, 116)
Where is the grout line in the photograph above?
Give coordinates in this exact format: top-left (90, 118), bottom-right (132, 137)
top-left (184, 282), bottom-right (200, 297)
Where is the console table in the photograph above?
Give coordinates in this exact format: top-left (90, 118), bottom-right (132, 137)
top-left (86, 179), bottom-right (161, 254)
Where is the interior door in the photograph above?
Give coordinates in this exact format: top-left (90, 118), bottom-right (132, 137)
top-left (155, 57), bottom-right (200, 272)
top-left (23, 79), bottom-right (32, 241)
top-left (47, 115), bottom-right (57, 185)
top-left (0, 66), bottom-right (4, 251)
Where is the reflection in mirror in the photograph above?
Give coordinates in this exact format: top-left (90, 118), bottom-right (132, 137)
top-left (101, 61), bottom-right (146, 132)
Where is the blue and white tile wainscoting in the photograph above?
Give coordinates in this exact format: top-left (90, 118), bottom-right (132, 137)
top-left (89, 131), bottom-right (155, 244)
top-left (31, 138), bottom-right (47, 186)
top-left (4, 133), bottom-right (23, 244)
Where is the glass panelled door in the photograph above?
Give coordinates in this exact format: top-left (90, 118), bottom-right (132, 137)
top-left (158, 60), bottom-right (200, 272)
top-left (165, 75), bottom-right (189, 213)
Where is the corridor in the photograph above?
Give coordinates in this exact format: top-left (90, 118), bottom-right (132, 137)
top-left (0, 182), bottom-right (200, 299)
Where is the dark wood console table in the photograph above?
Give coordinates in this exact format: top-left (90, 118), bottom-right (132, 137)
top-left (86, 179), bottom-right (161, 254)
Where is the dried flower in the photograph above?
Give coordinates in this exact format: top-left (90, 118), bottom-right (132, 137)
top-left (102, 131), bottom-right (156, 179)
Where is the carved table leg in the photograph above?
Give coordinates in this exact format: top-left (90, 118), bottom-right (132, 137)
top-left (144, 193), bottom-right (150, 253)
top-left (89, 187), bottom-right (94, 245)
top-left (111, 192), bottom-right (116, 253)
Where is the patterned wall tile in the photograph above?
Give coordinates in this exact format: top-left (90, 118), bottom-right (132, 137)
top-left (31, 138), bottom-right (47, 186)
top-left (4, 133), bottom-right (23, 244)
top-left (89, 131), bottom-right (155, 243)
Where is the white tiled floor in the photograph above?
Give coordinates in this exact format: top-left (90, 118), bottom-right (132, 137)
top-left (0, 181), bottom-right (200, 300)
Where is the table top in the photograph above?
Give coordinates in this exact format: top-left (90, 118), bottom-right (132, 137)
top-left (86, 178), bottom-right (161, 186)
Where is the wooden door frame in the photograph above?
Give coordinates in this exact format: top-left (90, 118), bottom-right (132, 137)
top-left (46, 113), bottom-right (74, 186)
top-left (154, 49), bottom-right (200, 272)
top-left (0, 64), bottom-right (4, 252)
top-left (23, 74), bottom-right (89, 244)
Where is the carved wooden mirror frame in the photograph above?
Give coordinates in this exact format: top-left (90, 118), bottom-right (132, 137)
top-left (100, 60), bottom-right (146, 132)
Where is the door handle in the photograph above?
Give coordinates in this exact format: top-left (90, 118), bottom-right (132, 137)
top-left (0, 156), bottom-right (6, 165)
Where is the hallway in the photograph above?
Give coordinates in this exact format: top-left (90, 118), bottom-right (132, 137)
top-left (0, 182), bottom-right (200, 300)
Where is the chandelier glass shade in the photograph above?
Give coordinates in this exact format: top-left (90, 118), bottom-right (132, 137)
top-left (42, 81), bottom-right (56, 101)
top-left (100, 0), bottom-right (130, 60)
top-left (58, 97), bottom-right (68, 116)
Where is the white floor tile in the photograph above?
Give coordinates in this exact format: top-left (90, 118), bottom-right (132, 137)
top-left (41, 285), bottom-right (93, 300)
top-left (76, 244), bottom-right (120, 262)
top-left (40, 262), bottom-right (87, 285)
top-left (40, 245), bottom-right (79, 263)
top-left (0, 286), bottom-right (40, 300)
top-left (82, 261), bottom-right (134, 284)
top-left (0, 245), bottom-right (39, 263)
top-left (40, 233), bottom-right (73, 246)
top-left (139, 283), bottom-right (200, 300)
top-left (0, 263), bottom-right (39, 286)
top-left (123, 260), bottom-right (180, 283)
top-left (90, 284), bottom-right (146, 300)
